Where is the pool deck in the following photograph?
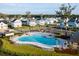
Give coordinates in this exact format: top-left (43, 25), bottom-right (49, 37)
top-left (10, 32), bottom-right (66, 49)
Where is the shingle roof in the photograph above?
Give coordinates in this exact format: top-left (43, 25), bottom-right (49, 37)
top-left (68, 19), bottom-right (75, 22)
top-left (11, 19), bottom-right (17, 22)
top-left (0, 20), bottom-right (8, 24)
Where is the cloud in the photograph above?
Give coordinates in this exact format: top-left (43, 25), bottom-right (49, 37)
top-left (0, 3), bottom-right (78, 14)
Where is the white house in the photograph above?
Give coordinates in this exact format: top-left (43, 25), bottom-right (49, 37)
top-left (0, 18), bottom-right (8, 32)
top-left (0, 18), bottom-right (4, 21)
top-left (28, 21), bottom-right (37, 26)
top-left (46, 18), bottom-right (58, 25)
top-left (0, 22), bottom-right (8, 31)
top-left (21, 18), bottom-right (28, 26)
top-left (11, 19), bottom-right (22, 28)
top-left (37, 20), bottom-right (46, 25)
top-left (76, 18), bottom-right (79, 27)
top-left (45, 19), bottom-right (50, 24)
top-left (64, 18), bottom-right (69, 23)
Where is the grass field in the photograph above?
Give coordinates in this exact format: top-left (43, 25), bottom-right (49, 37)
top-left (14, 25), bottom-right (44, 31)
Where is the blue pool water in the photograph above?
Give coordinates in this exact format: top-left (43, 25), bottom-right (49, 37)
top-left (18, 33), bottom-right (65, 46)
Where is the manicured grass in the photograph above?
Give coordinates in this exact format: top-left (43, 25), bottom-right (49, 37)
top-left (0, 37), bottom-right (73, 56)
top-left (14, 25), bottom-right (43, 31)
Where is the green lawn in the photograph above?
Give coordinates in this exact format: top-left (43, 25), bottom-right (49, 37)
top-left (14, 25), bottom-right (44, 31)
top-left (0, 37), bottom-right (73, 56)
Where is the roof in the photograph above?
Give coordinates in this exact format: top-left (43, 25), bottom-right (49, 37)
top-left (21, 18), bottom-right (28, 21)
top-left (68, 19), bottom-right (75, 22)
top-left (0, 20), bottom-right (8, 24)
top-left (11, 19), bottom-right (17, 22)
top-left (76, 20), bottom-right (79, 23)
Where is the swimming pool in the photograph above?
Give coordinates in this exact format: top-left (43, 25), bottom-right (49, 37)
top-left (12, 32), bottom-right (66, 48)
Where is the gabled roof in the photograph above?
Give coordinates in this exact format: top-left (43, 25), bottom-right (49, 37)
top-left (21, 18), bottom-right (28, 21)
top-left (11, 19), bottom-right (17, 22)
top-left (68, 19), bottom-right (75, 22)
top-left (0, 20), bottom-right (8, 24)
top-left (76, 20), bottom-right (79, 23)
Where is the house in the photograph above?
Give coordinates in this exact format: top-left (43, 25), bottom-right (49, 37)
top-left (63, 18), bottom-right (70, 23)
top-left (57, 18), bottom-right (69, 29)
top-left (45, 19), bottom-right (50, 24)
top-left (28, 20), bottom-right (37, 26)
top-left (76, 18), bottom-right (79, 27)
top-left (0, 18), bottom-right (4, 21)
top-left (11, 19), bottom-right (22, 28)
top-left (68, 18), bottom-right (79, 28)
top-left (37, 20), bottom-right (46, 25)
top-left (0, 20), bottom-right (8, 31)
top-left (21, 18), bottom-right (29, 26)
top-left (46, 18), bottom-right (58, 25)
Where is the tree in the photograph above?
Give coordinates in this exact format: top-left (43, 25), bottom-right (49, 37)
top-left (56, 3), bottom-right (76, 27)
top-left (26, 11), bottom-right (31, 19)
top-left (17, 14), bottom-right (22, 19)
top-left (0, 13), bottom-right (7, 19)
top-left (40, 13), bottom-right (43, 19)
top-left (56, 4), bottom-right (76, 39)
top-left (56, 3), bottom-right (76, 19)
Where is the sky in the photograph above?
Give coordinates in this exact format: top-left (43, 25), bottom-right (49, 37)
top-left (0, 3), bottom-right (79, 14)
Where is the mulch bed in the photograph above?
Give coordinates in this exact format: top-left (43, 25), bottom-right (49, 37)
top-left (55, 48), bottom-right (79, 55)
